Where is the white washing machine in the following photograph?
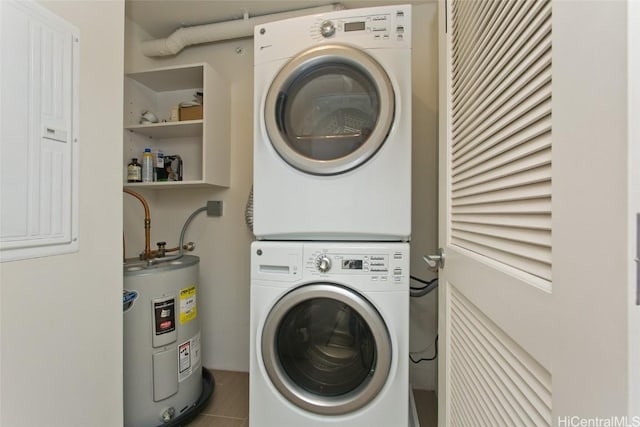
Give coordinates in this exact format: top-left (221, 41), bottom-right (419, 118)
top-left (250, 241), bottom-right (409, 427)
top-left (253, 5), bottom-right (412, 241)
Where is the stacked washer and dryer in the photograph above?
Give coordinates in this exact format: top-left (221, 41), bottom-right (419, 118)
top-left (250, 5), bottom-right (413, 427)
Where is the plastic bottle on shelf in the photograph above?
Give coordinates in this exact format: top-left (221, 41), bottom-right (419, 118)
top-left (154, 149), bottom-right (166, 181)
top-left (127, 158), bottom-right (142, 183)
top-left (142, 148), bottom-right (154, 182)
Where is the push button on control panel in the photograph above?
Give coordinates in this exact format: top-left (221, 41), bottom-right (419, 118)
top-left (392, 267), bottom-right (403, 283)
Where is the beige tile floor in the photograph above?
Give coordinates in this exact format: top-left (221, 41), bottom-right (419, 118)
top-left (186, 370), bottom-right (250, 427)
top-left (186, 370), bottom-right (436, 427)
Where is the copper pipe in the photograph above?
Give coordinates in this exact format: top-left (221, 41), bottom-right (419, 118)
top-left (123, 188), bottom-right (152, 260)
top-left (143, 246), bottom-right (181, 259)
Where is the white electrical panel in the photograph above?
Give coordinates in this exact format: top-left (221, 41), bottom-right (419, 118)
top-left (0, 0), bottom-right (79, 262)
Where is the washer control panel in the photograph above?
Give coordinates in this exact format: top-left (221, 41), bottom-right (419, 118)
top-left (312, 253), bottom-right (388, 273)
top-left (306, 248), bottom-right (407, 283)
top-left (251, 242), bottom-right (409, 285)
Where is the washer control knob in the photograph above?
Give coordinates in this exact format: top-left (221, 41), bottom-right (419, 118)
top-left (320, 20), bottom-right (336, 38)
top-left (316, 255), bottom-right (332, 273)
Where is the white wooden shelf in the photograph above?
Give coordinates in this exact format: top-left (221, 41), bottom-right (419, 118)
top-left (125, 120), bottom-right (203, 139)
top-left (123, 62), bottom-right (230, 189)
top-left (123, 180), bottom-right (213, 190)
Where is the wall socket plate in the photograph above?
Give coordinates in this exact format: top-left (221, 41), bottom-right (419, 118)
top-left (207, 201), bottom-right (223, 217)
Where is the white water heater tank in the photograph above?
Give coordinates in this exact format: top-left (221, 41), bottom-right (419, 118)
top-left (123, 255), bottom-right (202, 427)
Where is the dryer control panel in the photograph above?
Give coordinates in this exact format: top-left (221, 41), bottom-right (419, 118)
top-left (254, 5), bottom-right (412, 66)
top-left (309, 5), bottom-right (411, 44)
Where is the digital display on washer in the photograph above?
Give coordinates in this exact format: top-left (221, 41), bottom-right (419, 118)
top-left (345, 21), bottom-right (366, 32)
top-left (342, 259), bottom-right (363, 270)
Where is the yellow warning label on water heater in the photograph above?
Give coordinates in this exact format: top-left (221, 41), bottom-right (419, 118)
top-left (179, 285), bottom-right (197, 324)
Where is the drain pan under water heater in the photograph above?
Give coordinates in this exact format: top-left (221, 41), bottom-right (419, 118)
top-left (123, 255), bottom-right (213, 427)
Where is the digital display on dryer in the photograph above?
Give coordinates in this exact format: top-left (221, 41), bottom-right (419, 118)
top-left (342, 259), bottom-right (363, 270)
top-left (345, 21), bottom-right (366, 32)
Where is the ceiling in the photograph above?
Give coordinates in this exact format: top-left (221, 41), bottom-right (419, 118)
top-left (125, 0), bottom-right (429, 39)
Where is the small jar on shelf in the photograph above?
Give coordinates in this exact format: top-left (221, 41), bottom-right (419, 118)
top-left (127, 158), bottom-right (142, 183)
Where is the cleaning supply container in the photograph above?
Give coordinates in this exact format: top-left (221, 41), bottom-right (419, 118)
top-left (123, 255), bottom-right (211, 427)
top-left (142, 148), bottom-right (154, 182)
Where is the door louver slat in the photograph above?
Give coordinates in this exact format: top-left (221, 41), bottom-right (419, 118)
top-left (454, 108), bottom-right (550, 193)
top-left (450, 287), bottom-right (552, 426)
top-left (452, 182), bottom-right (551, 209)
top-left (450, 0), bottom-right (480, 63)
top-left (451, 198), bottom-right (549, 215)
top-left (453, 132), bottom-right (551, 185)
top-left (452, 0), bottom-right (550, 114)
top-left (453, 96), bottom-right (551, 161)
top-left (452, 0), bottom-right (532, 95)
top-left (454, 79), bottom-right (551, 156)
top-left (451, 231), bottom-right (550, 264)
top-left (450, 345), bottom-right (515, 425)
top-left (453, 163), bottom-right (551, 198)
top-left (452, 222), bottom-right (551, 248)
top-left (451, 213), bottom-right (551, 231)
top-left (452, 0), bottom-right (513, 83)
top-left (453, 37), bottom-right (551, 140)
top-left (450, 0), bottom-right (552, 282)
top-left (453, 54), bottom-right (551, 146)
top-left (452, 114), bottom-right (551, 172)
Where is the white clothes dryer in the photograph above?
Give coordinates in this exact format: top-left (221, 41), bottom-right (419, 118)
top-left (250, 241), bottom-right (409, 427)
top-left (253, 5), bottom-right (412, 241)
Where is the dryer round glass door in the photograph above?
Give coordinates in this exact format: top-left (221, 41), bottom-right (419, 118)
top-left (264, 44), bottom-right (395, 175)
top-left (261, 283), bottom-right (392, 415)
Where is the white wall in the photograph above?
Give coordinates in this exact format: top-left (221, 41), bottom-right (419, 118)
top-left (123, 3), bottom-right (440, 389)
top-left (408, 3), bottom-right (439, 391)
top-left (0, 1), bottom-right (125, 426)
top-left (123, 18), bottom-right (256, 373)
top-left (628, 0), bottom-right (640, 416)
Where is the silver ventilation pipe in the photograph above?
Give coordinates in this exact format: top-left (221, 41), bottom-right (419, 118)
top-left (141, 3), bottom-right (344, 57)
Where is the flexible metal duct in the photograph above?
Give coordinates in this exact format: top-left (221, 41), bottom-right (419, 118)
top-left (141, 3), bottom-right (344, 57)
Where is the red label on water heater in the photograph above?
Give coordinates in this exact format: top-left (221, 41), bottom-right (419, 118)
top-left (160, 320), bottom-right (172, 330)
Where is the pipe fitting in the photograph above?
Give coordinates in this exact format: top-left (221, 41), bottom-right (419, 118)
top-left (161, 407), bottom-right (175, 422)
top-left (123, 188), bottom-right (152, 260)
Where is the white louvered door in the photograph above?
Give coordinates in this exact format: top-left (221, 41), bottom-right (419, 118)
top-left (438, 0), bottom-right (554, 425)
top-left (438, 0), bottom-right (640, 427)
top-left (438, 0), bottom-right (637, 424)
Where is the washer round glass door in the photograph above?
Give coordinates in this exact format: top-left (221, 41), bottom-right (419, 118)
top-left (261, 283), bottom-right (392, 415)
top-left (264, 44), bottom-right (395, 175)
